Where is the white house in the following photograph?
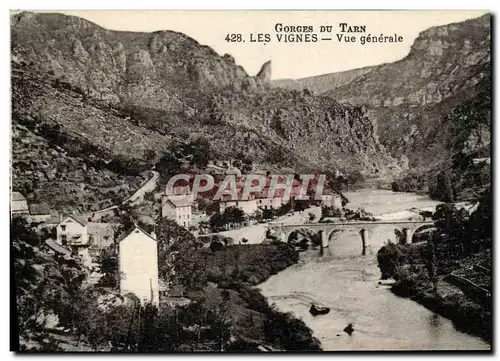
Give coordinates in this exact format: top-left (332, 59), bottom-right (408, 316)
top-left (322, 193), bottom-right (343, 209)
top-left (56, 215), bottom-right (117, 267)
top-left (56, 215), bottom-right (89, 247)
top-left (219, 197), bottom-right (259, 215)
top-left (11, 191), bottom-right (29, 216)
top-left (56, 215), bottom-right (92, 268)
top-left (256, 196), bottom-right (284, 210)
top-left (119, 226), bottom-right (159, 306)
top-left (161, 196), bottom-right (193, 228)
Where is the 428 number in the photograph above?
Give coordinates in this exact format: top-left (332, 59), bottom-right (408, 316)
top-left (225, 33), bottom-right (244, 42)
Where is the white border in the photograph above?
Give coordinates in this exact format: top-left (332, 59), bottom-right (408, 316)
top-left (2, 1), bottom-right (498, 360)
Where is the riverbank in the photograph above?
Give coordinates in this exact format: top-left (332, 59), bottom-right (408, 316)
top-left (391, 277), bottom-right (491, 344)
top-left (258, 190), bottom-right (488, 350)
top-left (174, 243), bottom-right (321, 351)
top-left (388, 249), bottom-right (492, 344)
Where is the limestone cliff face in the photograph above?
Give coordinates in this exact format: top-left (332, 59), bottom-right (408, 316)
top-left (272, 14), bottom-right (491, 169)
top-left (11, 11), bottom-right (400, 183)
top-left (11, 12), bottom-right (268, 109)
top-left (272, 65), bottom-right (376, 94)
top-left (256, 60), bottom-right (272, 84)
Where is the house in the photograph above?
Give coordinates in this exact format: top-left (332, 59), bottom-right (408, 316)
top-left (255, 181), bottom-right (288, 211)
top-left (56, 215), bottom-right (92, 268)
top-left (472, 157), bottom-right (490, 166)
top-left (56, 215), bottom-right (89, 247)
top-left (11, 191), bottom-right (29, 215)
top-left (219, 193), bottom-right (259, 215)
top-left (119, 226), bottom-right (159, 305)
top-left (161, 196), bottom-right (193, 228)
top-left (28, 203), bottom-right (52, 223)
top-left (322, 192), bottom-right (343, 209)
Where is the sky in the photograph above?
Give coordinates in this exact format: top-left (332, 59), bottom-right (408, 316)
top-left (23, 10), bottom-right (488, 79)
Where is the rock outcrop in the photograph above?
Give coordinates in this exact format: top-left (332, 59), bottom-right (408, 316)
top-left (256, 60), bottom-right (272, 84)
top-left (11, 11), bottom-right (399, 185)
top-left (272, 14), bottom-right (491, 171)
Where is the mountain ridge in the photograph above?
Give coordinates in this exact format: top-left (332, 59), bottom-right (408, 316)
top-left (272, 13), bottom-right (491, 173)
top-left (11, 11), bottom-right (403, 210)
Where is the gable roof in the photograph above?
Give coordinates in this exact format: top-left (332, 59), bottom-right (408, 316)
top-left (60, 214), bottom-right (88, 227)
top-left (163, 197), bottom-right (193, 208)
top-left (45, 238), bottom-right (71, 256)
top-left (120, 226), bottom-right (157, 243)
top-left (87, 222), bottom-right (116, 239)
top-left (11, 191), bottom-right (27, 202)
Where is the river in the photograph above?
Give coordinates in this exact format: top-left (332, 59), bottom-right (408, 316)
top-left (258, 190), bottom-right (490, 351)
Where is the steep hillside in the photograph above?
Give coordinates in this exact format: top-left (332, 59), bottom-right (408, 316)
top-left (11, 10), bottom-right (401, 206)
top-left (273, 14), bottom-right (491, 173)
top-left (271, 65), bottom-right (376, 94)
top-left (12, 65), bottom-right (154, 213)
top-left (11, 11), bottom-right (268, 108)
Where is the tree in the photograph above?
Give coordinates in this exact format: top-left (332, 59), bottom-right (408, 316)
top-left (432, 171), bottom-right (454, 202)
top-left (143, 149), bottom-right (156, 165)
top-left (156, 151), bottom-right (182, 184)
top-left (155, 218), bottom-right (202, 284)
top-left (347, 170), bottom-right (364, 187)
top-left (209, 206), bottom-right (246, 232)
top-left (97, 245), bottom-right (119, 288)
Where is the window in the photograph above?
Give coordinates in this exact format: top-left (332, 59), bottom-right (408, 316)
top-left (61, 225), bottom-right (66, 231)
top-left (61, 235), bottom-right (67, 246)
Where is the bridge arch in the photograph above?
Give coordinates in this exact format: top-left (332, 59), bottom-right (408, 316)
top-left (286, 227), bottom-right (321, 246)
top-left (411, 224), bottom-right (437, 243)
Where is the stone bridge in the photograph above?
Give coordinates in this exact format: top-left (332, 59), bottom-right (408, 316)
top-left (266, 220), bottom-right (435, 256)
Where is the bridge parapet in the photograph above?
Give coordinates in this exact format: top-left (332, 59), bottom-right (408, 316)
top-left (267, 220), bottom-right (436, 255)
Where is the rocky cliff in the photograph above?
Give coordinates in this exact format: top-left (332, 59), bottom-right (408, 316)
top-left (273, 14), bottom-right (491, 172)
top-left (11, 11), bottom-right (271, 109)
top-left (11, 10), bottom-right (400, 208)
top-left (272, 65), bottom-right (376, 94)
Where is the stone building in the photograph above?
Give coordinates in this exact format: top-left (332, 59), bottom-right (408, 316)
top-left (161, 196), bottom-right (193, 228)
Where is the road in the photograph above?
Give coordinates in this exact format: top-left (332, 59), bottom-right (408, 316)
top-left (88, 170), bottom-right (159, 218)
top-left (201, 206), bottom-right (322, 244)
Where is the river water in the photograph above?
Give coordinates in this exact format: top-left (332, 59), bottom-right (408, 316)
top-left (258, 190), bottom-right (490, 351)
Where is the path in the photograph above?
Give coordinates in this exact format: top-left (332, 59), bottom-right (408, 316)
top-left (200, 206), bottom-right (321, 244)
top-left (88, 170), bottom-right (159, 218)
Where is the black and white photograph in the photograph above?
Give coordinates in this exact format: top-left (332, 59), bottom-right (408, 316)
top-left (9, 9), bottom-right (492, 352)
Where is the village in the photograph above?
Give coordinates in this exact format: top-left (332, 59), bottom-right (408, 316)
top-left (11, 159), bottom-right (344, 308)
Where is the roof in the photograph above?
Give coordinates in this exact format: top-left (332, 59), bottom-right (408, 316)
top-left (11, 191), bottom-right (27, 202)
top-left (45, 215), bottom-right (62, 225)
top-left (60, 214), bottom-right (88, 227)
top-left (165, 197), bottom-right (193, 208)
top-left (29, 203), bottom-right (51, 215)
top-left (119, 225), bottom-right (156, 243)
top-left (45, 239), bottom-right (71, 256)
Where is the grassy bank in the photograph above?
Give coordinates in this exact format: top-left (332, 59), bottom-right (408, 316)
top-left (378, 242), bottom-right (491, 344)
top-left (172, 243), bottom-right (321, 351)
top-left (377, 192), bottom-right (492, 344)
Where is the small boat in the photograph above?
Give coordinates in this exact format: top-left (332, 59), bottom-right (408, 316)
top-left (309, 304), bottom-right (330, 316)
top-left (343, 323), bottom-right (354, 335)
